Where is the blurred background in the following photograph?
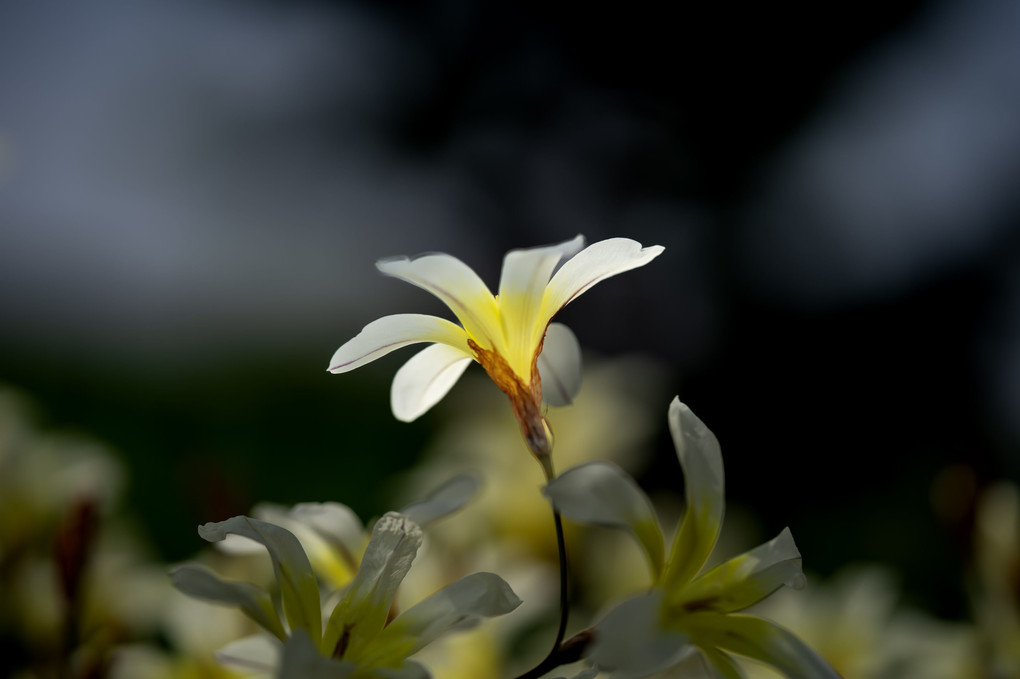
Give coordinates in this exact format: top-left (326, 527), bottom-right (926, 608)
top-left (2, 0), bottom-right (1019, 659)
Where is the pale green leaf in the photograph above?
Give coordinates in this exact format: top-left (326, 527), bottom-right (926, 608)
top-left (323, 512), bottom-right (422, 658)
top-left (545, 461), bottom-right (664, 580)
top-left (399, 472), bottom-right (481, 526)
top-left (199, 516), bottom-right (323, 645)
top-left (169, 563), bottom-right (286, 640)
top-left (662, 398), bottom-right (725, 591)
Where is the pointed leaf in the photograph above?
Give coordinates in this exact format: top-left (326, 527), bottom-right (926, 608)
top-left (375, 571), bottom-right (521, 656)
top-left (545, 461), bottom-right (664, 579)
top-left (399, 472), bottom-right (481, 526)
top-left (199, 516), bottom-right (323, 644)
top-left (677, 528), bottom-right (805, 614)
top-left (323, 512), bottom-right (422, 656)
top-left (686, 613), bottom-right (839, 679)
top-left (662, 398), bottom-right (726, 591)
top-left (169, 563), bottom-right (286, 640)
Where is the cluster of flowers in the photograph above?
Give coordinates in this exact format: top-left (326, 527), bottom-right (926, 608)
top-left (175, 237), bottom-right (836, 678)
top-left (4, 237), bottom-right (1018, 679)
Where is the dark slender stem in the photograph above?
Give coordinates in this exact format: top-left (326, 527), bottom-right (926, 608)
top-left (515, 416), bottom-right (578, 679)
top-left (513, 627), bottom-right (594, 679)
top-left (513, 505), bottom-right (571, 679)
top-left (551, 508), bottom-right (570, 649)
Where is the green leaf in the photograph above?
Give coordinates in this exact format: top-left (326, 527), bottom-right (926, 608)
top-left (375, 571), bottom-right (521, 657)
top-left (323, 512), bottom-right (422, 659)
top-left (399, 472), bottom-right (481, 526)
top-left (544, 461), bottom-right (665, 580)
top-left (169, 563), bottom-right (286, 640)
top-left (199, 516), bottom-right (323, 646)
top-left (662, 398), bottom-right (726, 592)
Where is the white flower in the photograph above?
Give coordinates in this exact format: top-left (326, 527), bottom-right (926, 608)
top-left (544, 398), bottom-right (838, 679)
top-left (171, 505), bottom-right (519, 678)
top-left (328, 236), bottom-right (663, 458)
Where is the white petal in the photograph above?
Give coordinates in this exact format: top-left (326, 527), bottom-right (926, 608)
top-left (215, 634), bottom-right (282, 675)
top-left (498, 235), bottom-right (586, 366)
top-left (285, 502), bottom-right (366, 585)
top-left (288, 502), bottom-right (365, 560)
top-left (663, 398), bottom-right (726, 591)
top-left (328, 314), bottom-right (468, 373)
top-left (390, 344), bottom-right (474, 422)
top-left (376, 571), bottom-right (521, 655)
top-left (685, 613), bottom-right (839, 679)
top-left (214, 532), bottom-right (267, 555)
top-left (541, 238), bottom-right (664, 321)
top-left (544, 462), bottom-right (664, 580)
top-left (323, 513), bottom-right (422, 654)
top-left (169, 564), bottom-right (285, 640)
top-left (498, 236), bottom-right (586, 300)
top-left (537, 322), bottom-right (583, 407)
top-left (198, 516), bottom-right (322, 643)
top-left (688, 647), bottom-right (744, 679)
top-left (681, 528), bottom-right (805, 613)
top-left (399, 472), bottom-right (482, 526)
top-left (550, 668), bottom-right (600, 679)
top-left (377, 661), bottom-right (431, 679)
top-left (376, 253), bottom-right (502, 347)
top-left (589, 591), bottom-right (693, 678)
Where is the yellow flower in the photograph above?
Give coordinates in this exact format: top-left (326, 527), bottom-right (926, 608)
top-left (327, 236), bottom-right (663, 458)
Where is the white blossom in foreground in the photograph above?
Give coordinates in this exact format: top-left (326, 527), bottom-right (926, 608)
top-left (328, 236), bottom-right (663, 457)
top-left (544, 398), bottom-right (838, 679)
top-left (170, 481), bottom-right (519, 679)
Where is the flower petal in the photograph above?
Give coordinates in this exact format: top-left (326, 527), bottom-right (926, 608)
top-left (215, 634), bottom-right (282, 675)
top-left (278, 629), bottom-right (355, 679)
top-left (390, 343), bottom-right (474, 422)
top-left (283, 502), bottom-right (366, 588)
top-left (323, 512), bottom-right (422, 657)
top-left (328, 314), bottom-right (468, 373)
top-left (541, 238), bottom-right (664, 323)
top-left (685, 613), bottom-right (839, 679)
top-left (544, 461), bottom-right (665, 580)
top-left (662, 398), bottom-right (725, 591)
top-left (199, 516), bottom-right (322, 644)
top-left (374, 571), bottom-right (521, 657)
top-left (169, 564), bottom-right (286, 640)
top-left (399, 472), bottom-right (481, 526)
top-left (589, 591), bottom-right (693, 679)
top-left (677, 528), bottom-right (805, 614)
top-left (696, 646), bottom-right (745, 679)
top-left (537, 322), bottom-right (583, 407)
top-left (377, 661), bottom-right (431, 679)
top-left (498, 235), bottom-right (585, 372)
top-left (550, 667), bottom-right (600, 679)
top-left (376, 253), bottom-right (503, 349)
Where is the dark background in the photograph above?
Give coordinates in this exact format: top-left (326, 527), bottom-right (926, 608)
top-left (2, 0), bottom-right (1019, 623)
